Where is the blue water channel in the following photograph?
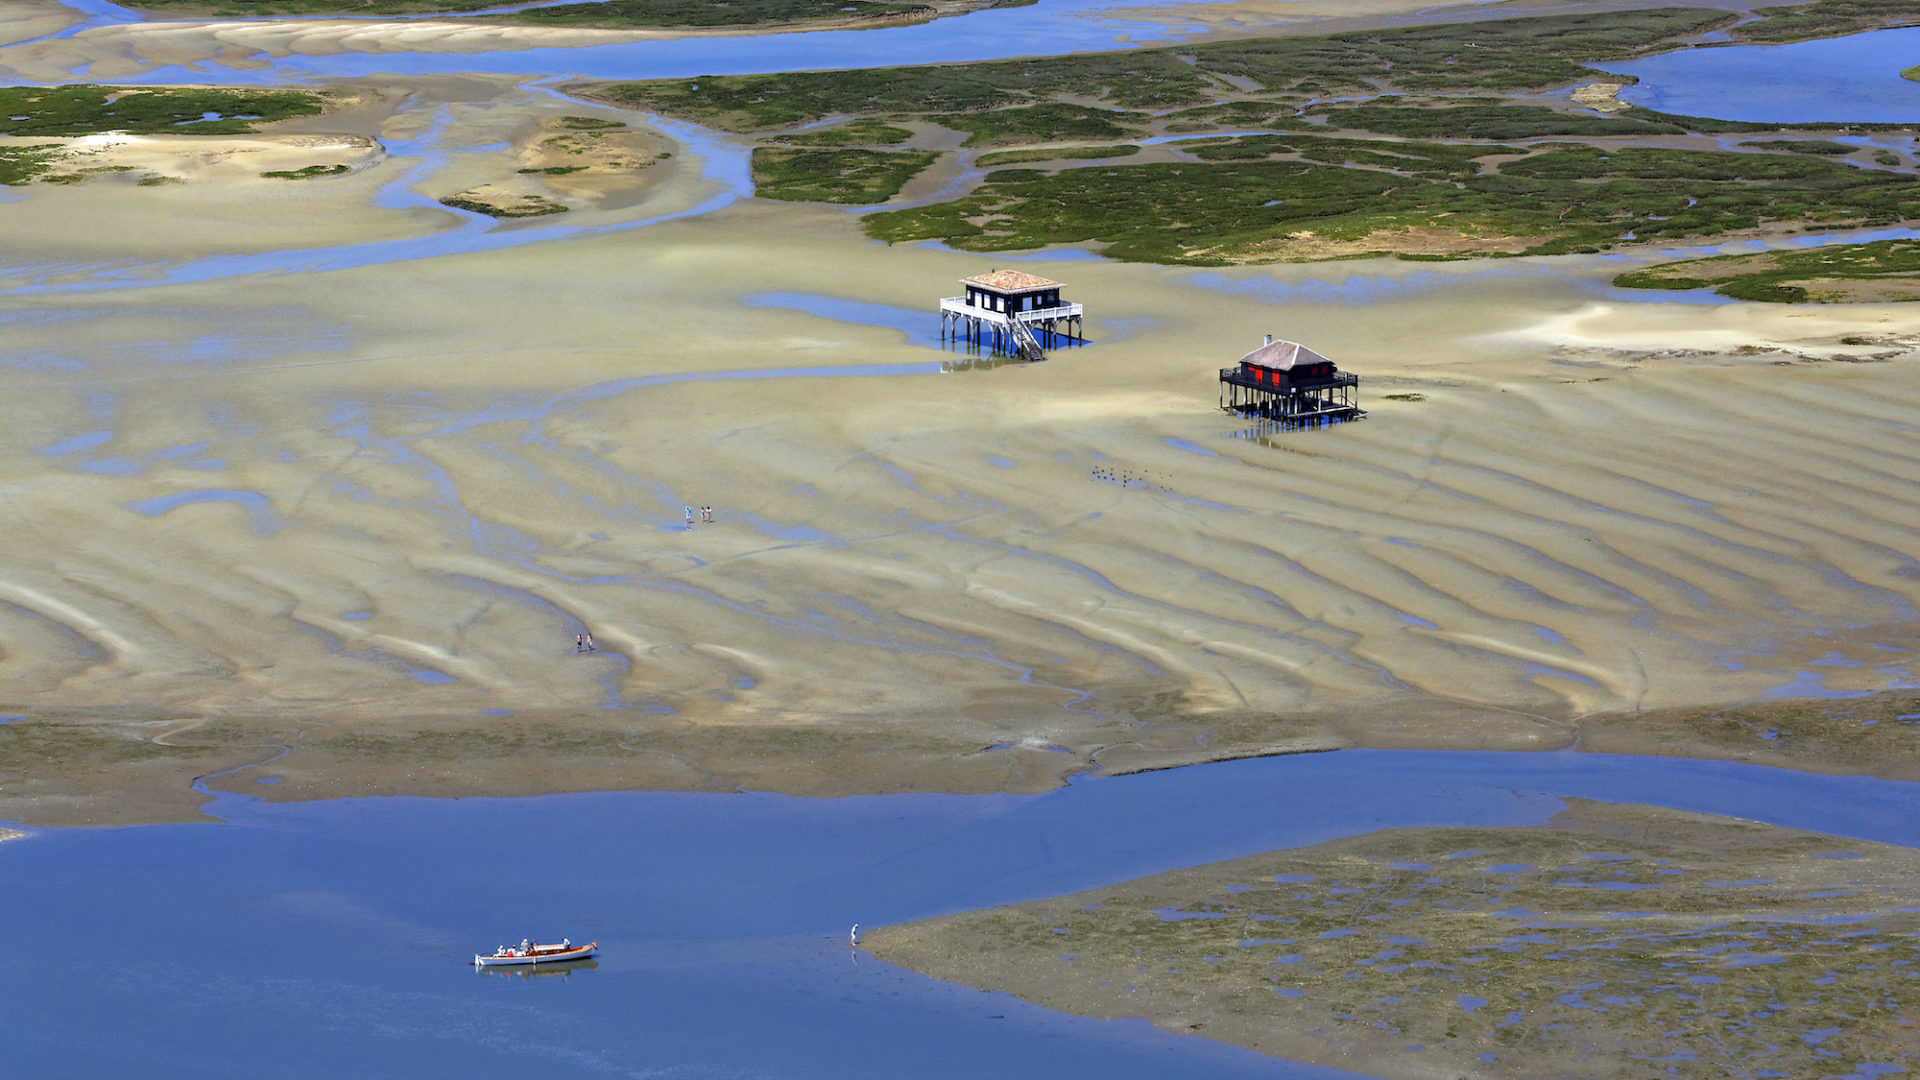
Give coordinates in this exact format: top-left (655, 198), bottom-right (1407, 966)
top-left (5, 748), bottom-right (1918, 1079)
top-left (10, 0), bottom-right (1210, 86)
top-left (1598, 26), bottom-right (1920, 124)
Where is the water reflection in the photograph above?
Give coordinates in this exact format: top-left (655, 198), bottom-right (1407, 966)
top-left (475, 957), bottom-right (599, 979)
top-left (1228, 414), bottom-right (1366, 444)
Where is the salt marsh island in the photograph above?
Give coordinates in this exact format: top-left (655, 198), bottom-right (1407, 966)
top-left (869, 798), bottom-right (1920, 1079)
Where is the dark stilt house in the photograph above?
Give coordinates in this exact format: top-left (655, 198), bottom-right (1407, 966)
top-left (1219, 336), bottom-right (1365, 431)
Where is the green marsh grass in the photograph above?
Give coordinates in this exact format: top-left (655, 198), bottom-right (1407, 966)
top-left (751, 147), bottom-right (938, 203)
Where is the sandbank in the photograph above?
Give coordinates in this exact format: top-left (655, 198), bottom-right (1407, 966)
top-left (0, 69), bottom-right (1918, 825)
top-left (0, 76), bottom-right (682, 273)
top-left (0, 0), bottom-right (89, 49)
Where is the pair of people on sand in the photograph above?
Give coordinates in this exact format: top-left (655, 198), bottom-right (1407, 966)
top-left (574, 633), bottom-right (595, 654)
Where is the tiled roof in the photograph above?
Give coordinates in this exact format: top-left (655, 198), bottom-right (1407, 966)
top-left (962, 269), bottom-right (1062, 292)
top-left (1239, 340), bottom-right (1334, 371)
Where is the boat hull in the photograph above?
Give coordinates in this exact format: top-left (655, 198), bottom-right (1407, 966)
top-left (473, 943), bottom-right (596, 967)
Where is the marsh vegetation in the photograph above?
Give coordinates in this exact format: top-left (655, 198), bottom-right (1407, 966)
top-left (750, 147), bottom-right (937, 203)
top-left (866, 143), bottom-right (1919, 263)
top-left (1733, 0), bottom-right (1920, 41)
top-left (1617, 238), bottom-right (1920, 301)
top-left (582, 8), bottom-right (1918, 265)
top-left (439, 190), bottom-right (568, 217)
top-left (871, 800), bottom-right (1920, 1080)
top-left (0, 144), bottom-right (62, 185)
top-left (0, 85), bottom-right (326, 136)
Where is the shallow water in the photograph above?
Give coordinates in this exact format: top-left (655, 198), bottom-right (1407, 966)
top-left (19, 0), bottom-right (1212, 86)
top-left (1599, 27), bottom-right (1920, 124)
top-left (6, 749), bottom-right (1919, 1078)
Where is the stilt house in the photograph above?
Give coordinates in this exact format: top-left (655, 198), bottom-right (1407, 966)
top-left (1219, 336), bottom-right (1365, 430)
top-left (939, 270), bottom-right (1084, 361)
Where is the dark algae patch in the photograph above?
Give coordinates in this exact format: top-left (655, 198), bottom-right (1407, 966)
top-left (261, 163), bottom-right (351, 179)
top-left (439, 191), bottom-right (568, 217)
top-left (751, 147), bottom-right (937, 204)
top-left (1616, 238), bottom-right (1920, 302)
top-left (1586, 689), bottom-right (1920, 774)
top-left (868, 800), bottom-right (1920, 1080)
top-left (0, 85), bottom-right (325, 136)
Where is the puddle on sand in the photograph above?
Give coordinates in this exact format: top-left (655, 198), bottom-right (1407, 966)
top-left (742, 291), bottom-right (945, 348)
top-left (123, 489), bottom-right (282, 537)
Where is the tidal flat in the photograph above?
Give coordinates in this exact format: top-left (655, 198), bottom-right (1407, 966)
top-left (869, 799), bottom-right (1920, 1079)
top-left (3, 0), bottom-right (1920, 1074)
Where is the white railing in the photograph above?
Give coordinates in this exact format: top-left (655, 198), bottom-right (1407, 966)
top-left (939, 297), bottom-right (1084, 323)
top-left (1006, 316), bottom-right (1043, 360)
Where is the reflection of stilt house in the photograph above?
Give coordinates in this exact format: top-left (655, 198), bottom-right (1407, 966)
top-left (1219, 336), bottom-right (1365, 431)
top-left (939, 270), bottom-right (1084, 361)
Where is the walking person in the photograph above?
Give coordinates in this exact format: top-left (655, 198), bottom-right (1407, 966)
top-left (585, 632), bottom-right (596, 653)
top-left (574, 634), bottom-right (584, 654)
top-left (684, 506), bottom-right (694, 528)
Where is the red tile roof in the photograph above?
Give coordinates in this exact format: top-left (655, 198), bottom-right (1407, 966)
top-left (962, 270), bottom-right (1062, 292)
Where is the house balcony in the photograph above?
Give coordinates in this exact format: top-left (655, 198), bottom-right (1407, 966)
top-left (940, 297), bottom-right (1084, 325)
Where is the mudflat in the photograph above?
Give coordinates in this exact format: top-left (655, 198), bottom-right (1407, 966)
top-left (0, 3), bottom-right (1918, 830)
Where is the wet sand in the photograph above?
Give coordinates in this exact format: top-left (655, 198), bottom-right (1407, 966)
top-left (0, 22), bottom-right (1918, 826)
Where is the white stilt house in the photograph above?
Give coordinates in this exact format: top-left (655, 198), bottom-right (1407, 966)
top-left (939, 270), bottom-right (1084, 361)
